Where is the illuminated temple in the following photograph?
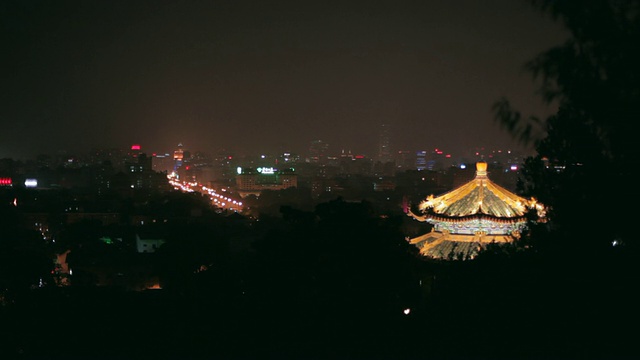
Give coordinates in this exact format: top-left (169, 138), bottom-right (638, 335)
top-left (406, 161), bottom-right (546, 260)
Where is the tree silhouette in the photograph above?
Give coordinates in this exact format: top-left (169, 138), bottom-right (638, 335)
top-left (488, 3), bottom-right (640, 357)
top-left (242, 197), bottom-right (423, 358)
top-left (494, 0), bottom-right (640, 254)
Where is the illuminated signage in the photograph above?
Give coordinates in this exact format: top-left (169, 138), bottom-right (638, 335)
top-left (0, 178), bottom-right (12, 186)
top-left (257, 167), bottom-right (275, 174)
top-left (24, 179), bottom-right (38, 188)
top-left (131, 144), bottom-right (141, 150)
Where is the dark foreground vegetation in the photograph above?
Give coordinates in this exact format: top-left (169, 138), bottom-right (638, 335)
top-left (1, 249), bottom-right (637, 360)
top-left (0, 192), bottom-right (637, 359)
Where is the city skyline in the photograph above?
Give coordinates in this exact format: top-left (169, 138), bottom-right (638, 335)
top-left (2, 1), bottom-right (568, 160)
top-left (0, 140), bottom-right (526, 166)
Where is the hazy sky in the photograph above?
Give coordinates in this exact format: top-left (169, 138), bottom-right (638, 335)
top-left (1, 0), bottom-right (568, 160)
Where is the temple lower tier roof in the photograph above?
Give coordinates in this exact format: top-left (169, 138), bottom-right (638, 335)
top-left (409, 229), bottom-right (514, 260)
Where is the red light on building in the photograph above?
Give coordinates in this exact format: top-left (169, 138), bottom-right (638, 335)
top-left (131, 144), bottom-right (141, 150)
top-left (0, 178), bottom-right (12, 186)
top-left (355, 155), bottom-right (364, 159)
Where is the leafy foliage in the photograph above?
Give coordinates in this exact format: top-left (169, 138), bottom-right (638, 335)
top-left (494, 0), bottom-right (640, 253)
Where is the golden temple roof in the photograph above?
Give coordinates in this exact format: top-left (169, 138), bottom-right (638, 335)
top-left (408, 229), bottom-right (513, 260)
top-left (406, 161), bottom-right (546, 260)
top-left (416, 161), bottom-right (541, 219)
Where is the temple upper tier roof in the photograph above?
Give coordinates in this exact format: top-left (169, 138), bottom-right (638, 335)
top-left (416, 161), bottom-right (544, 219)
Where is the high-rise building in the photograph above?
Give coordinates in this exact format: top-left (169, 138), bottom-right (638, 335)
top-left (395, 150), bottom-right (415, 171)
top-left (152, 153), bottom-right (174, 174)
top-left (308, 140), bottom-right (329, 163)
top-left (427, 148), bottom-right (451, 170)
top-left (378, 122), bottom-right (392, 163)
top-left (127, 153), bottom-right (152, 174)
top-left (89, 148), bottom-right (127, 171)
top-left (416, 150), bottom-right (427, 170)
top-left (130, 144), bottom-right (141, 159)
top-left (173, 143), bottom-right (186, 171)
top-left (235, 167), bottom-right (297, 198)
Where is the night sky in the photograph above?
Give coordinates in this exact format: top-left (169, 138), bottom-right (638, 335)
top-left (1, 0), bottom-right (568, 160)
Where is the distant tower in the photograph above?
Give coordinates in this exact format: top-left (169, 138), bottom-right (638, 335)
top-left (416, 150), bottom-right (427, 170)
top-left (395, 150), bottom-right (414, 170)
top-left (378, 122), bottom-right (392, 163)
top-left (308, 140), bottom-right (329, 163)
top-left (130, 144), bottom-right (141, 159)
top-left (173, 143), bottom-right (185, 171)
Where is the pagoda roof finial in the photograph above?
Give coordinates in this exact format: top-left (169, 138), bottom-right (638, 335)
top-left (476, 161), bottom-right (488, 178)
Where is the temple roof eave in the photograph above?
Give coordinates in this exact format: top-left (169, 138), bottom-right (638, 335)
top-left (424, 212), bottom-right (529, 225)
top-left (406, 209), bottom-right (428, 222)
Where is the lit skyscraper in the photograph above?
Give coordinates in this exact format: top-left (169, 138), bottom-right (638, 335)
top-left (378, 122), bottom-right (392, 163)
top-left (416, 150), bottom-right (427, 171)
top-left (173, 143), bottom-right (185, 171)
